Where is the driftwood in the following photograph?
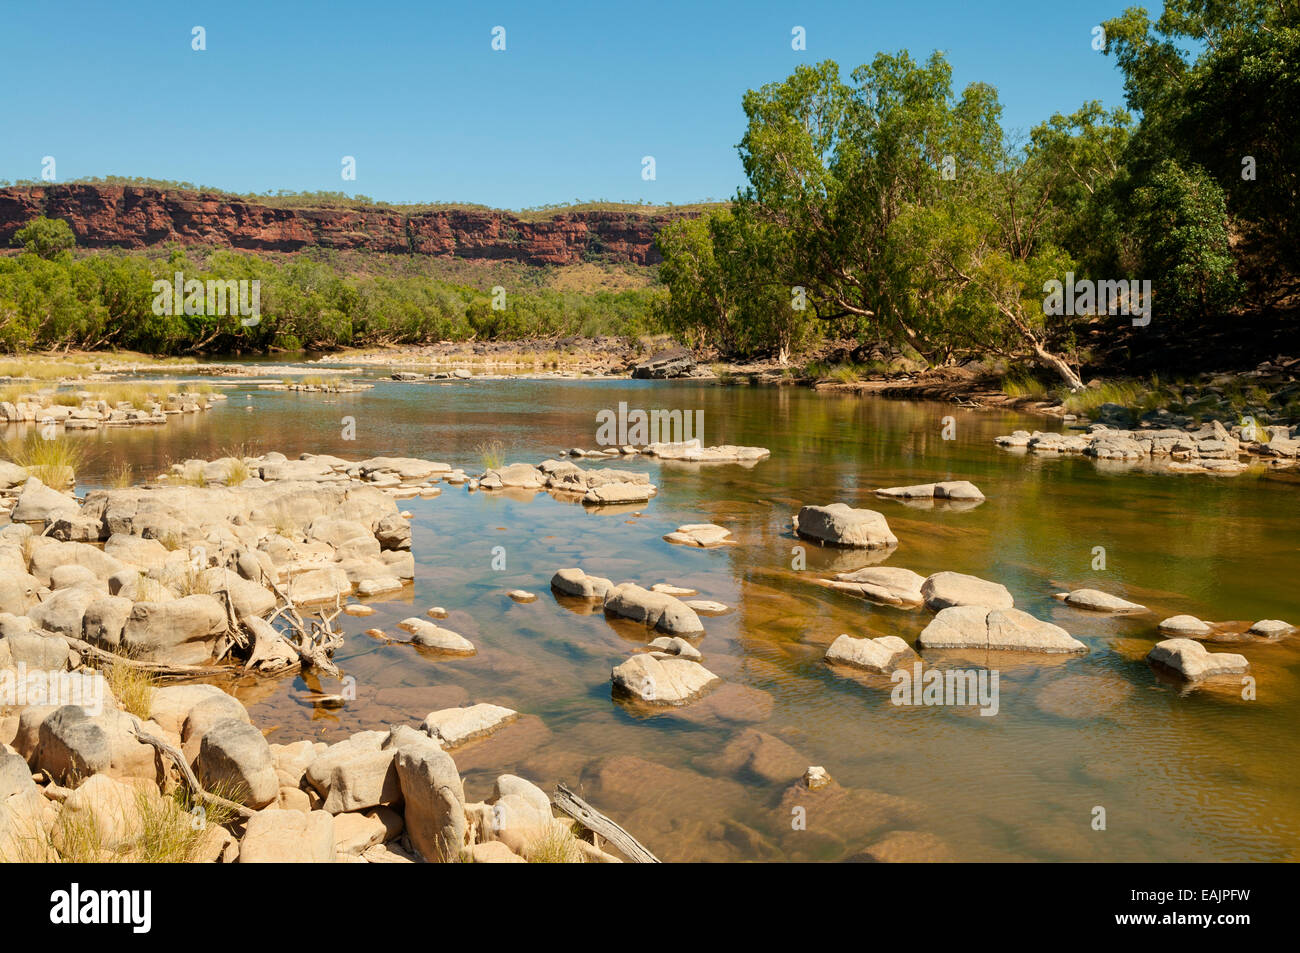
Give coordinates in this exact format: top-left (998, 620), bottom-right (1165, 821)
top-left (256, 567), bottom-right (345, 678)
top-left (52, 631), bottom-right (231, 679)
top-left (131, 724), bottom-right (255, 820)
top-left (552, 783), bottom-right (659, 863)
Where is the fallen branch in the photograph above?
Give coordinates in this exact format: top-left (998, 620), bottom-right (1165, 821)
top-left (52, 632), bottom-right (231, 679)
top-left (131, 724), bottom-right (255, 820)
top-left (552, 783), bottom-right (659, 863)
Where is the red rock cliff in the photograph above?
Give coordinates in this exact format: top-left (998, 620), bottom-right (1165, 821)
top-left (0, 185), bottom-right (698, 266)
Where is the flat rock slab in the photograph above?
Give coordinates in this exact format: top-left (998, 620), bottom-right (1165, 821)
top-left (584, 482), bottom-right (655, 505)
top-left (794, 503), bottom-right (897, 549)
top-left (611, 653), bottom-right (719, 704)
top-left (875, 480), bottom-right (984, 501)
top-left (240, 809), bottom-right (335, 863)
top-left (828, 567), bottom-right (926, 606)
top-left (421, 704), bottom-right (519, 748)
top-left (683, 599), bottom-right (729, 614)
top-left (1062, 589), bottom-right (1147, 612)
top-left (664, 523), bottom-right (733, 547)
top-left (1147, 638), bottom-right (1249, 680)
top-left (642, 439), bottom-right (770, 462)
top-left (918, 606), bottom-right (1086, 654)
top-left (921, 571), bottom-right (1014, 611)
top-left (825, 634), bottom-right (915, 673)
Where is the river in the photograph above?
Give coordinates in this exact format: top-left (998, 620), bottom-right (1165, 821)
top-left (65, 369), bottom-right (1300, 861)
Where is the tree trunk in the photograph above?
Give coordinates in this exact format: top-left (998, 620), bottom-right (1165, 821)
top-left (1031, 342), bottom-right (1085, 391)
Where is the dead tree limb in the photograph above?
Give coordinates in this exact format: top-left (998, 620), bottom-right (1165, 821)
top-left (131, 725), bottom-right (255, 820)
top-left (52, 632), bottom-right (231, 679)
top-left (552, 783), bottom-right (659, 863)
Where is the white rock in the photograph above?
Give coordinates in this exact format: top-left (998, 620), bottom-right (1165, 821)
top-left (397, 618), bottom-right (475, 654)
top-left (793, 503), bottom-right (897, 549)
top-left (1147, 638), bottom-right (1249, 680)
top-left (917, 606), bottom-right (1086, 654)
top-left (824, 634), bottom-right (914, 673)
top-left (921, 571), bottom-right (1014, 611)
top-left (1063, 589), bottom-right (1146, 612)
top-left (611, 653), bottom-right (719, 704)
top-left (421, 704), bottom-right (518, 748)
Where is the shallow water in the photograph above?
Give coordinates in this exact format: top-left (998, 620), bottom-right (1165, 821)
top-left (69, 373), bottom-right (1300, 861)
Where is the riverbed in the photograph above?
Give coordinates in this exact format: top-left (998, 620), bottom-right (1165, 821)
top-left (61, 369), bottom-right (1300, 861)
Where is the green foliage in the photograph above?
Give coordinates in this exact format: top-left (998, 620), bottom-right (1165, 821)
top-left (1101, 0), bottom-right (1297, 294)
top-left (0, 237), bottom-right (667, 354)
top-left (661, 51), bottom-right (1089, 384)
top-left (11, 216), bottom-right (76, 259)
top-left (1130, 159), bottom-right (1241, 320)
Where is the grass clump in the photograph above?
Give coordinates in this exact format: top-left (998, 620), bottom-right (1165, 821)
top-left (5, 779), bottom-right (239, 863)
top-left (223, 458), bottom-right (251, 486)
top-left (108, 461), bottom-right (134, 488)
top-left (476, 439), bottom-right (507, 471)
top-left (524, 823), bottom-right (586, 864)
top-left (1001, 371), bottom-right (1051, 401)
top-left (99, 657), bottom-right (156, 720)
top-left (1, 430), bottom-right (86, 485)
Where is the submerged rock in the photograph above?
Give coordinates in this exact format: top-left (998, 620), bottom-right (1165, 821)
top-left (854, 830), bottom-right (956, 863)
top-left (717, 729), bottom-right (806, 784)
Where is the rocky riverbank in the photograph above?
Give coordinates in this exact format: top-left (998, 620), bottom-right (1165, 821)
top-left (0, 451), bottom-right (669, 862)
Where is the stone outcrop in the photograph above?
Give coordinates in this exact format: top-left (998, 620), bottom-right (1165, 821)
top-left (0, 184), bottom-right (695, 266)
top-left (917, 606), bottom-right (1087, 654)
top-left (1147, 638), bottom-right (1249, 680)
top-left (793, 504), bottom-right (897, 550)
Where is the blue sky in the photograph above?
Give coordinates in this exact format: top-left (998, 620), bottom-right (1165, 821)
top-left (0, 0), bottom-right (1142, 209)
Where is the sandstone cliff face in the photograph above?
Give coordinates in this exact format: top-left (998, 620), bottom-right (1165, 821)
top-left (0, 185), bottom-right (693, 266)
